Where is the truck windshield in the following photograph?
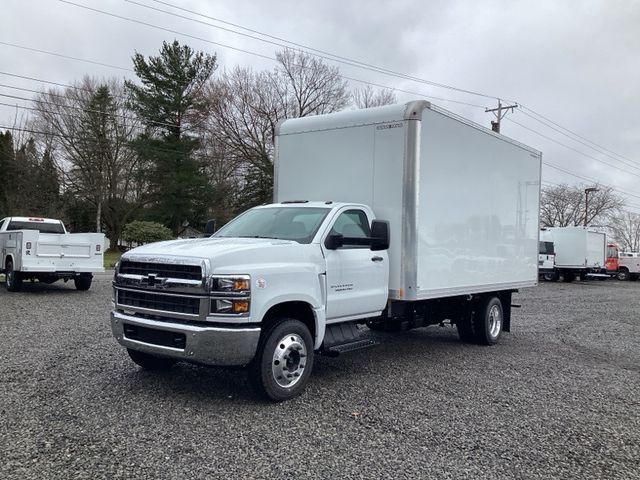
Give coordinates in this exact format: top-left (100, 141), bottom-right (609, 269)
top-left (539, 241), bottom-right (554, 255)
top-left (215, 207), bottom-right (330, 244)
top-left (6, 221), bottom-right (65, 234)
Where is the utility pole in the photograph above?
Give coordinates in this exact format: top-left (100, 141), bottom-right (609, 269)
top-left (485, 100), bottom-right (518, 133)
top-left (584, 187), bottom-right (599, 227)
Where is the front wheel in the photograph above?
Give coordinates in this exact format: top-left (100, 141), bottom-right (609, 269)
top-left (543, 272), bottom-right (558, 282)
top-left (249, 318), bottom-right (314, 402)
top-left (5, 259), bottom-right (23, 292)
top-left (617, 270), bottom-right (630, 281)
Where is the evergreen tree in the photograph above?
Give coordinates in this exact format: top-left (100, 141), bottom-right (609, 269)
top-left (125, 40), bottom-right (217, 234)
top-left (0, 131), bottom-right (14, 217)
top-left (33, 148), bottom-right (61, 218)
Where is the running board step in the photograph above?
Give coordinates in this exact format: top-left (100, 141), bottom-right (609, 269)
top-left (320, 322), bottom-right (378, 357)
top-left (323, 339), bottom-right (378, 357)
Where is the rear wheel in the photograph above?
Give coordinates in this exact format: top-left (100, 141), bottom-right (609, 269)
top-left (127, 349), bottom-right (176, 370)
top-left (562, 272), bottom-right (575, 283)
top-left (249, 318), bottom-right (314, 402)
top-left (5, 259), bottom-right (23, 292)
top-left (543, 272), bottom-right (558, 282)
top-left (74, 274), bottom-right (93, 291)
top-left (472, 296), bottom-right (503, 345)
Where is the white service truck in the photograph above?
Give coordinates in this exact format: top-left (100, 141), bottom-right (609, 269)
top-left (111, 101), bottom-right (542, 401)
top-left (0, 216), bottom-right (105, 291)
top-left (618, 252), bottom-right (640, 281)
top-left (539, 227), bottom-right (606, 281)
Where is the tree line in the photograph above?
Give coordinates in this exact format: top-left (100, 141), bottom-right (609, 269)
top-left (0, 41), bottom-right (394, 249)
top-left (1, 40), bottom-right (638, 251)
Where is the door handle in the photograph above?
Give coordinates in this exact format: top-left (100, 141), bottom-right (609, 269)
top-left (371, 256), bottom-right (384, 262)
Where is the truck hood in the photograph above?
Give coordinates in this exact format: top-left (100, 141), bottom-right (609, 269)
top-left (124, 237), bottom-right (298, 260)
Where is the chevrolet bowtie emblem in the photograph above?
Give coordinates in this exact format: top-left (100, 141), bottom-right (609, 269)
top-left (145, 274), bottom-right (159, 286)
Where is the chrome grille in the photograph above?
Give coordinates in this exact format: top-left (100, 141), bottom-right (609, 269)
top-left (119, 260), bottom-right (202, 281)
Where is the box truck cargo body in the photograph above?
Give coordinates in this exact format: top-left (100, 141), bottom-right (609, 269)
top-left (276, 100), bottom-right (542, 301)
top-left (540, 227), bottom-right (606, 280)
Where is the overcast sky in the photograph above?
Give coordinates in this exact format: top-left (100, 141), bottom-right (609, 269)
top-left (2, 0), bottom-right (639, 210)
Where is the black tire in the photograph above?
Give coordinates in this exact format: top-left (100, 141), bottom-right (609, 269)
top-left (562, 272), bottom-right (575, 283)
top-left (617, 269), bottom-right (629, 281)
top-left (543, 272), bottom-right (558, 282)
top-left (74, 274), bottom-right (92, 291)
top-left (456, 315), bottom-right (476, 343)
top-left (127, 348), bottom-right (176, 370)
top-left (248, 318), bottom-right (314, 402)
top-left (5, 259), bottom-right (23, 292)
top-left (472, 296), bottom-right (503, 346)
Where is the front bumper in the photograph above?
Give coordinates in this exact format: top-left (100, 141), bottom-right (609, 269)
top-left (111, 311), bottom-right (261, 366)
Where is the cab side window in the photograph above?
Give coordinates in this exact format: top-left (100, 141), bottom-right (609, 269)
top-left (330, 210), bottom-right (371, 247)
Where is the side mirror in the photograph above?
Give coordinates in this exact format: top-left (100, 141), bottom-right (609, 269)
top-left (325, 233), bottom-right (344, 250)
top-left (370, 220), bottom-right (390, 251)
top-left (203, 219), bottom-right (216, 237)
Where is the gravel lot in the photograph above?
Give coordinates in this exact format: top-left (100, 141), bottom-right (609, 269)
top-left (1, 274), bottom-right (639, 479)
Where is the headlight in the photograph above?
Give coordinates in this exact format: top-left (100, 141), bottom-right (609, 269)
top-left (212, 299), bottom-right (250, 314)
top-left (209, 275), bottom-right (251, 316)
top-left (210, 275), bottom-right (250, 294)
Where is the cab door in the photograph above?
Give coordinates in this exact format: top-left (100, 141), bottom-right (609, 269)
top-left (322, 208), bottom-right (389, 321)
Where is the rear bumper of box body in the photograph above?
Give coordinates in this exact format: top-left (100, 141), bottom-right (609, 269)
top-left (111, 311), bottom-right (261, 366)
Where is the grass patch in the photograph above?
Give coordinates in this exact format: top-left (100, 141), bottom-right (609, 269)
top-left (104, 249), bottom-right (123, 269)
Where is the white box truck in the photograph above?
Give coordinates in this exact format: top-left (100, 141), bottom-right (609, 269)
top-left (0, 216), bottom-right (105, 291)
top-left (110, 101), bottom-right (542, 401)
top-left (539, 227), bottom-right (606, 281)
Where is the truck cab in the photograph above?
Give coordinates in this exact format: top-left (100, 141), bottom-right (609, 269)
top-left (112, 202), bottom-right (391, 400)
top-left (606, 243), bottom-right (619, 276)
top-left (538, 240), bottom-right (556, 280)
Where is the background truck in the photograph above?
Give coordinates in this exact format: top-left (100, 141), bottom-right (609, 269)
top-left (539, 227), bottom-right (606, 281)
top-left (0, 216), bottom-right (104, 291)
top-left (110, 101), bottom-right (542, 401)
top-left (538, 240), bottom-right (555, 280)
top-left (617, 252), bottom-right (640, 281)
top-left (606, 243), bottom-right (619, 276)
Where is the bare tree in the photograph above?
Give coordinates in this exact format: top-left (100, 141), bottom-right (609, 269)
top-left (352, 85), bottom-right (397, 109)
top-left (609, 211), bottom-right (640, 251)
top-left (206, 50), bottom-right (351, 209)
top-left (540, 183), bottom-right (623, 227)
top-left (30, 77), bottom-right (144, 247)
top-left (275, 49), bottom-right (350, 117)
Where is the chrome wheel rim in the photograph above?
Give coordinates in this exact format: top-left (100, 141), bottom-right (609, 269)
top-left (488, 304), bottom-right (502, 339)
top-left (272, 333), bottom-right (307, 388)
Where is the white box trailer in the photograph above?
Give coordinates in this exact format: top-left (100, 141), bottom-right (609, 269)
top-left (539, 227), bottom-right (606, 281)
top-left (276, 100), bottom-right (542, 301)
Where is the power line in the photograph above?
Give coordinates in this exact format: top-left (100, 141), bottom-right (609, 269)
top-left (0, 123), bottom-right (214, 160)
top-left (517, 108), bottom-right (640, 171)
top-left (126, 0), bottom-right (506, 102)
top-left (0, 83), bottom-right (181, 130)
top-left (0, 41), bottom-right (132, 72)
top-left (542, 161), bottom-right (640, 201)
top-left (54, 1), bottom-right (487, 108)
top-left (506, 116), bottom-right (640, 180)
top-left (520, 104), bottom-right (637, 166)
